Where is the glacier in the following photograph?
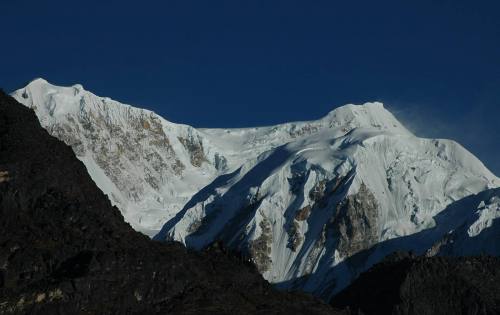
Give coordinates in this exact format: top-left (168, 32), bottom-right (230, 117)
top-left (12, 78), bottom-right (500, 297)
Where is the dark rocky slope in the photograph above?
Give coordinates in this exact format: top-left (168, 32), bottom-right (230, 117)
top-left (331, 252), bottom-right (500, 315)
top-left (0, 90), bottom-right (339, 314)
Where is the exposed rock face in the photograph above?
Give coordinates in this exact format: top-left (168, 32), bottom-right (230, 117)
top-left (331, 253), bottom-right (500, 315)
top-left (289, 123), bottom-right (320, 138)
top-left (331, 183), bottom-right (378, 258)
top-left (287, 220), bottom-right (304, 252)
top-left (286, 205), bottom-right (311, 252)
top-left (309, 180), bottom-right (327, 203)
top-left (178, 135), bottom-right (208, 167)
top-left (0, 91), bottom-right (339, 314)
top-left (249, 216), bottom-right (273, 273)
top-left (295, 205), bottom-right (312, 221)
top-left (425, 233), bottom-right (454, 257)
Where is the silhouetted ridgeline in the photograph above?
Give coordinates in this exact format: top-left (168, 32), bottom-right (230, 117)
top-left (332, 252), bottom-right (500, 315)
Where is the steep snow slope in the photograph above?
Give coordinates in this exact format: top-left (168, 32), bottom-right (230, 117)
top-left (12, 78), bottom-right (500, 297)
top-left (156, 121), bottom-right (499, 296)
top-left (12, 79), bottom-right (232, 235)
top-left (427, 188), bottom-right (500, 257)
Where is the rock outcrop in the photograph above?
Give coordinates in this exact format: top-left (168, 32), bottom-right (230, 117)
top-left (330, 183), bottom-right (378, 258)
top-left (331, 252), bottom-right (500, 315)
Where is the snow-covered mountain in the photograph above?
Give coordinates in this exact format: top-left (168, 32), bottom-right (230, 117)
top-left (155, 110), bottom-right (499, 297)
top-left (11, 78), bottom-right (409, 236)
top-left (12, 78), bottom-right (235, 236)
top-left (12, 78), bottom-right (500, 297)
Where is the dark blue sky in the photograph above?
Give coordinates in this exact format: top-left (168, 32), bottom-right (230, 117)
top-left (1, 1), bottom-right (499, 175)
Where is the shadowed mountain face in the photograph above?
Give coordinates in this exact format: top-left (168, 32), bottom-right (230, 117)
top-left (331, 253), bottom-right (500, 315)
top-left (0, 90), bottom-right (339, 314)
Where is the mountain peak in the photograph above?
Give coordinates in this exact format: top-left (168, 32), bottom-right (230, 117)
top-left (321, 101), bottom-right (410, 136)
top-left (327, 101), bottom-right (385, 113)
top-left (22, 78), bottom-right (86, 95)
top-left (12, 79), bottom-right (90, 118)
top-left (28, 77), bottom-right (49, 85)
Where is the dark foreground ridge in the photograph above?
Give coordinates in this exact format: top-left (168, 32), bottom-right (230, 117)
top-left (331, 252), bottom-right (500, 315)
top-left (0, 90), bottom-right (339, 314)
